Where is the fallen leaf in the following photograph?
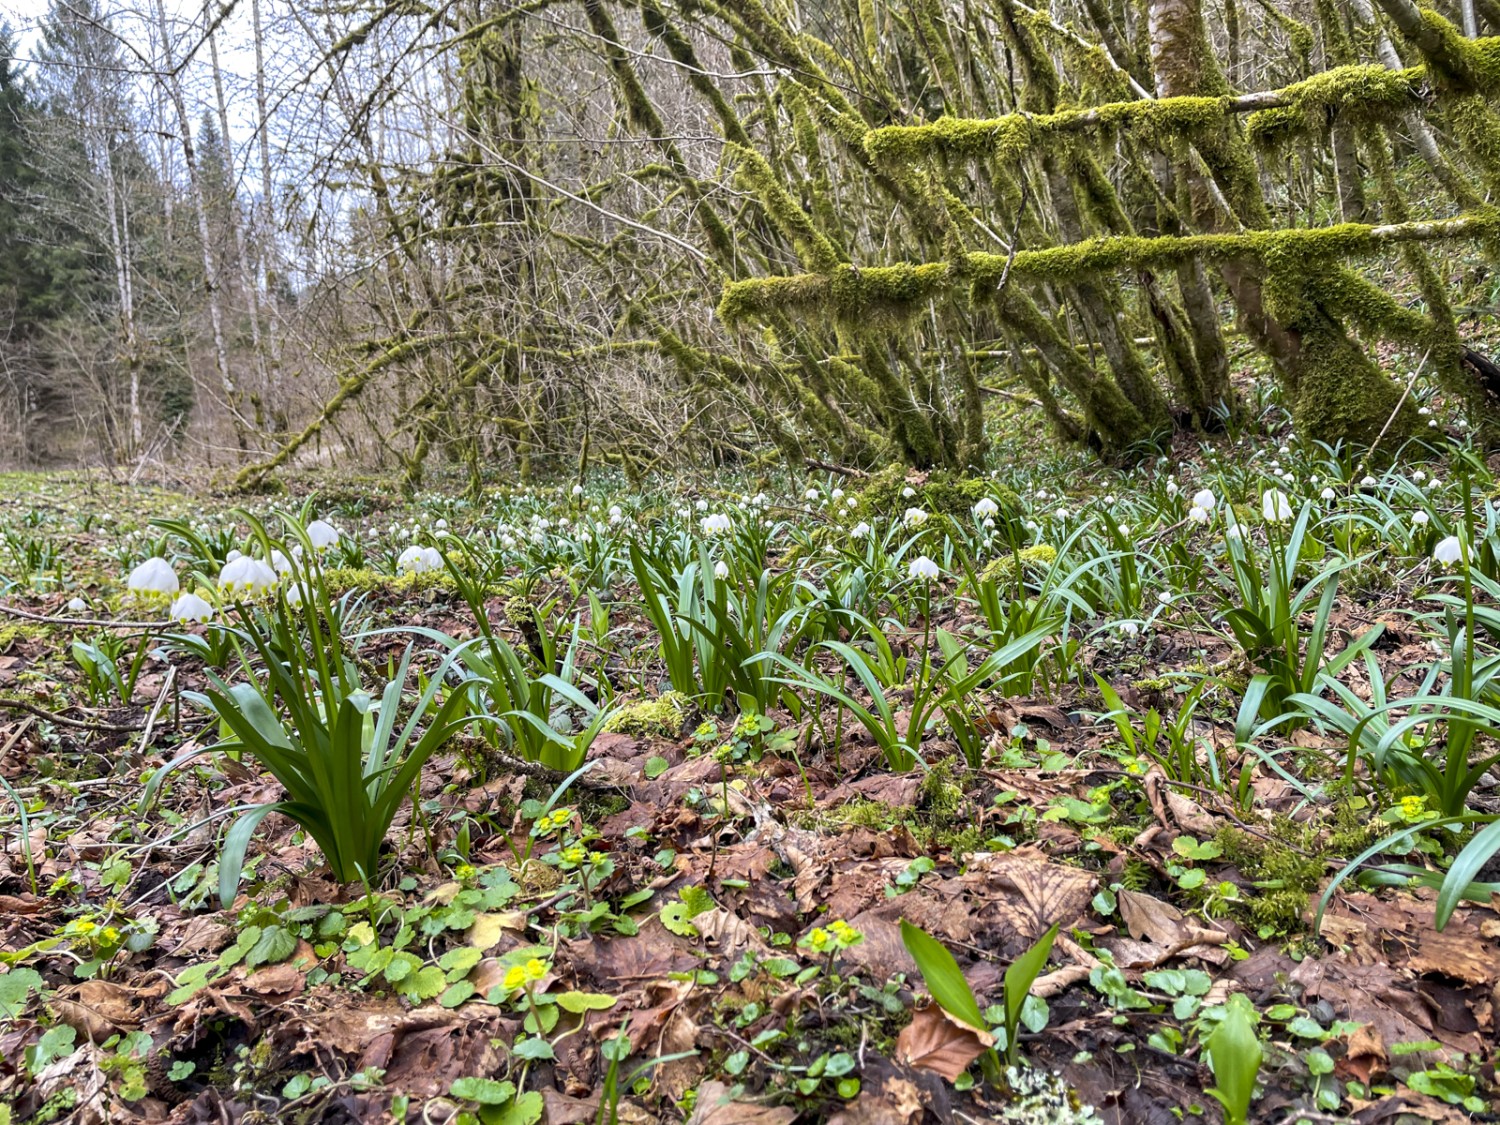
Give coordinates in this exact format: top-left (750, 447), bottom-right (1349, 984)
top-left (894, 1004), bottom-right (993, 1082)
top-left (51, 980), bottom-right (140, 1041)
top-left (685, 1081), bottom-right (797, 1125)
top-left (467, 911), bottom-right (526, 951)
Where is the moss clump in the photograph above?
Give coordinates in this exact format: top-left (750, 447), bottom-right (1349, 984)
top-left (602, 691), bottom-right (690, 738)
top-left (1215, 808), bottom-right (1374, 935)
top-left (979, 545), bottom-right (1058, 585)
top-left (857, 465), bottom-right (1021, 530)
top-left (1246, 65), bottom-right (1421, 150)
top-left (321, 567), bottom-right (455, 597)
top-left (0, 624), bottom-right (45, 653)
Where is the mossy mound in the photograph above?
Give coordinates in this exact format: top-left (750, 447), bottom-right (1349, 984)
top-left (603, 691), bottom-right (690, 738)
top-left (979, 544), bottom-right (1058, 585)
top-left (857, 466), bottom-right (1022, 533)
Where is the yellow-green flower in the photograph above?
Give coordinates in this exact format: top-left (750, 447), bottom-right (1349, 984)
top-left (524, 958), bottom-right (549, 981)
top-left (502, 965), bottom-right (529, 991)
top-left (802, 927), bottom-right (831, 953)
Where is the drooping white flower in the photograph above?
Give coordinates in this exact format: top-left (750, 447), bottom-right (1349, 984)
top-left (397, 545), bottom-right (443, 574)
top-left (831, 488), bottom-right (844, 501)
top-left (1261, 489), bottom-right (1293, 522)
top-left (608, 505), bottom-right (623, 523)
top-left (571, 484), bottom-right (583, 496)
top-left (1412, 471), bottom-right (1427, 483)
top-left (1191, 489), bottom-right (1216, 512)
top-left (805, 488), bottom-right (820, 501)
top-left (1433, 535), bottom-right (1463, 567)
top-left (1055, 507), bottom-right (1070, 521)
top-left (1361, 476), bottom-right (1377, 487)
top-left (700, 513), bottom-right (733, 535)
top-left (127, 557), bottom-right (179, 602)
top-left (695, 499), bottom-right (709, 512)
top-left (435, 518), bottom-right (449, 530)
top-left (908, 555), bottom-right (940, 581)
top-left (306, 519), bottom-right (340, 551)
top-left (66, 597), bottom-right (87, 612)
top-left (713, 560), bottom-right (729, 580)
top-left (901, 486), bottom-right (916, 499)
top-left (973, 497), bottom-right (999, 519)
top-left (850, 521), bottom-right (872, 539)
top-left (1412, 511), bottom-right (1430, 527)
top-left (846, 496), bottom-right (857, 509)
top-left (218, 556), bottom-right (277, 597)
top-left (1321, 487), bottom-right (1336, 501)
top-left (169, 592), bottom-right (215, 623)
top-left (1187, 504), bottom-right (1210, 525)
top-left (903, 507), bottom-right (929, 529)
top-left (1166, 481), bottom-right (1179, 498)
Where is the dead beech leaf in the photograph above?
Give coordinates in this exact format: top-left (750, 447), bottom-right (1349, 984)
top-left (51, 980), bottom-right (140, 1041)
top-left (1116, 888), bottom-right (1227, 961)
top-left (1343, 1022), bottom-right (1387, 1084)
top-left (966, 851), bottom-right (1094, 937)
top-left (467, 911), bottom-right (526, 951)
top-left (685, 1080), bottom-right (797, 1125)
top-left (895, 1004), bottom-right (994, 1082)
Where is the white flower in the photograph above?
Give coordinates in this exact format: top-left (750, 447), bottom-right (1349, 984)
top-left (1166, 481), bottom-right (1179, 498)
top-left (676, 508), bottom-right (690, 520)
top-left (366, 529), bottom-right (377, 540)
top-left (270, 549), bottom-right (293, 575)
top-left (831, 489), bottom-right (845, 501)
top-left (695, 499), bottom-right (709, 512)
top-left (983, 517), bottom-right (995, 529)
top-left (700, 513), bottom-right (733, 535)
top-left (1412, 511), bottom-right (1429, 527)
top-left (1035, 489), bottom-right (1049, 501)
top-left (1412, 471), bottom-right (1427, 483)
top-left (805, 488), bottom-right (820, 501)
top-left (901, 487), bottom-right (916, 499)
top-left (1055, 507), bottom-right (1070, 521)
top-left (1187, 505), bottom-right (1210, 525)
top-left (1320, 488), bottom-right (1336, 501)
top-left (397, 546), bottom-right (443, 573)
top-left (973, 497), bottom-right (999, 519)
top-left (1191, 489), bottom-right (1216, 512)
top-left (306, 519), bottom-right (340, 551)
top-left (1118, 524), bottom-right (1130, 536)
top-left (1261, 489), bottom-right (1293, 522)
top-left (169, 592), bottom-right (215, 623)
top-left (572, 484), bottom-right (583, 496)
top-left (1157, 591), bottom-right (1172, 605)
top-left (1118, 621), bottom-right (1139, 638)
top-left (609, 505), bottom-right (623, 523)
top-left (850, 521), bottom-right (872, 539)
top-left (908, 555), bottom-right (940, 581)
top-left (1418, 406), bottom-right (1431, 416)
top-left (218, 556), bottom-right (277, 597)
top-left (1361, 476), bottom-right (1377, 487)
top-left (903, 507), bottom-right (928, 528)
top-left (66, 597), bottom-right (87, 612)
top-left (1433, 536), bottom-right (1463, 567)
top-left (127, 557), bottom-right (179, 601)
top-left (713, 560), bottom-right (729, 579)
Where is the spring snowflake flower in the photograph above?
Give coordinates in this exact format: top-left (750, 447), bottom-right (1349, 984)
top-left (218, 556), bottom-right (277, 597)
top-left (127, 557), bottom-right (179, 602)
top-left (713, 560), bottom-right (729, 579)
top-left (1055, 507), bottom-right (1070, 521)
top-left (1166, 481), bottom-right (1178, 498)
top-left (831, 488), bottom-right (844, 501)
top-left (396, 546), bottom-right (443, 574)
top-left (306, 519), bottom-right (340, 551)
top-left (1361, 476), bottom-right (1377, 487)
top-left (805, 488), bottom-right (820, 501)
top-left (700, 513), bottom-right (733, 535)
top-left (1433, 535), bottom-right (1463, 567)
top-left (850, 521), bottom-right (872, 539)
top-left (901, 486), bottom-right (916, 499)
top-left (66, 597), bottom-right (87, 612)
top-left (1261, 489), bottom-right (1293, 522)
top-left (973, 497), bottom-right (999, 519)
top-left (1411, 511), bottom-right (1429, 527)
top-left (608, 505), bottom-right (623, 523)
top-left (169, 592), bottom-right (214, 623)
top-left (1412, 470), bottom-right (1426, 483)
top-left (695, 499), bottom-right (708, 512)
top-left (1187, 489), bottom-right (1215, 524)
top-left (571, 484), bottom-right (583, 496)
top-left (908, 556), bottom-right (940, 581)
top-left (1320, 487), bottom-right (1335, 501)
top-left (903, 507), bottom-right (928, 528)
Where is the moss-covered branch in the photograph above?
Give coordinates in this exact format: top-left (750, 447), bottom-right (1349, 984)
top-left (718, 212), bottom-right (1500, 323)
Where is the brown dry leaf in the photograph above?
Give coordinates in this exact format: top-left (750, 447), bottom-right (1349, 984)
top-left (51, 980), bottom-right (140, 1041)
top-left (826, 1077), bottom-right (925, 1125)
top-left (894, 1004), bottom-right (994, 1082)
top-left (1163, 790), bottom-right (1217, 837)
top-left (964, 851), bottom-right (1095, 938)
top-left (1410, 928), bottom-right (1500, 986)
top-left (685, 1081), bottom-right (797, 1125)
top-left (467, 911), bottom-right (527, 951)
top-left (1342, 1022), bottom-right (1387, 1084)
top-left (1117, 889), bottom-right (1228, 962)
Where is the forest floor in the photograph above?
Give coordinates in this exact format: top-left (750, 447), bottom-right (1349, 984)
top-left (0, 438), bottom-right (1496, 1125)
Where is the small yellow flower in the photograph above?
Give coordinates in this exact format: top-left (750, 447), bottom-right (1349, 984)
top-left (502, 965), bottom-right (529, 991)
top-left (1400, 795), bottom-right (1427, 820)
top-left (453, 863), bottom-right (476, 880)
top-left (803, 927), bottom-right (831, 953)
top-left (524, 958), bottom-right (549, 982)
top-left (561, 845), bottom-right (587, 865)
top-left (100, 927), bottom-right (121, 945)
